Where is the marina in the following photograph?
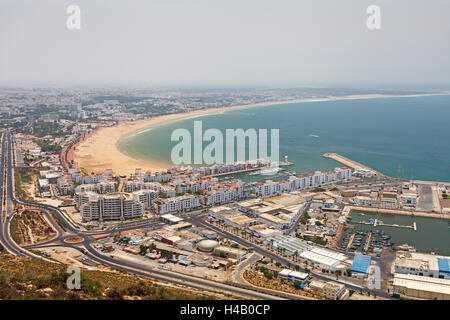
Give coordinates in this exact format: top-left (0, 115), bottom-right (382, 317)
top-left (340, 210), bottom-right (450, 255)
top-left (339, 229), bottom-right (394, 254)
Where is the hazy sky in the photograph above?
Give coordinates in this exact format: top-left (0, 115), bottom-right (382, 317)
top-left (1, 0), bottom-right (450, 88)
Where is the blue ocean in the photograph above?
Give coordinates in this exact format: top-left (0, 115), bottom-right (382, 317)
top-left (119, 95), bottom-right (450, 182)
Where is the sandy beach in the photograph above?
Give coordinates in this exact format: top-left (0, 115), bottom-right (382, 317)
top-left (73, 93), bottom-right (446, 176)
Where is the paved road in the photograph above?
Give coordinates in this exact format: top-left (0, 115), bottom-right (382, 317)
top-left (3, 131), bottom-right (287, 299)
top-left (2, 130), bottom-right (393, 299)
top-left (185, 214), bottom-right (393, 299)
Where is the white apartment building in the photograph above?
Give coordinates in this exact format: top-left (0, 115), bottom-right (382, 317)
top-left (75, 181), bottom-right (116, 194)
top-left (57, 175), bottom-right (74, 195)
top-left (125, 180), bottom-right (162, 193)
top-left (75, 191), bottom-right (101, 209)
top-left (131, 189), bottom-right (159, 210)
top-left (80, 193), bottom-right (144, 222)
top-left (255, 167), bottom-right (352, 198)
top-left (201, 185), bottom-right (244, 206)
top-left (153, 194), bottom-right (200, 214)
top-left (354, 196), bottom-right (377, 207)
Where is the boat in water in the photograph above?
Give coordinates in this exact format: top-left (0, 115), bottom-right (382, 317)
top-left (396, 244), bottom-right (417, 252)
top-left (259, 167), bottom-right (282, 175)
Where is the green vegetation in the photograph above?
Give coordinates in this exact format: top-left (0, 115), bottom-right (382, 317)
top-left (259, 266), bottom-right (277, 280)
top-left (301, 235), bottom-right (328, 246)
top-left (0, 253), bottom-right (212, 300)
top-left (299, 212), bottom-right (310, 225)
top-left (139, 244), bottom-right (173, 259)
top-left (312, 187), bottom-right (326, 192)
top-left (27, 121), bottom-right (70, 138)
top-left (33, 139), bottom-right (62, 153)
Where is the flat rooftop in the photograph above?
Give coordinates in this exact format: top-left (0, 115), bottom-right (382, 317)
top-left (393, 273), bottom-right (450, 295)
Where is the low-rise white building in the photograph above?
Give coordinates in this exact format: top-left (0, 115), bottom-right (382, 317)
top-left (278, 269), bottom-right (310, 284)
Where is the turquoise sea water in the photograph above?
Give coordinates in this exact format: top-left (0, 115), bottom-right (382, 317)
top-left (119, 95), bottom-right (450, 182)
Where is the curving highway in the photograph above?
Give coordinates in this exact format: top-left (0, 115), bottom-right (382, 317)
top-left (0, 130), bottom-right (287, 299)
top-left (2, 130), bottom-right (392, 300)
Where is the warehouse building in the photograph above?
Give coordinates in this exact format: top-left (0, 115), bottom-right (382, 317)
top-left (393, 273), bottom-right (450, 300)
top-left (299, 247), bottom-right (348, 272)
top-left (351, 254), bottom-right (372, 278)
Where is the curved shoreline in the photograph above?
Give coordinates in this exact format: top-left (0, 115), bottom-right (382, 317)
top-left (74, 92), bottom-right (448, 176)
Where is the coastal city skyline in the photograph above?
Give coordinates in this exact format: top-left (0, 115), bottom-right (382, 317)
top-left (0, 0), bottom-right (449, 312)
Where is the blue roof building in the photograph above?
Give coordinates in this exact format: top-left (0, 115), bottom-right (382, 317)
top-left (438, 258), bottom-right (450, 274)
top-left (352, 254), bottom-right (371, 274)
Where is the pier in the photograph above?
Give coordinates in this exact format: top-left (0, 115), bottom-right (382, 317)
top-left (364, 231), bottom-right (372, 252)
top-left (322, 153), bottom-right (385, 177)
top-left (352, 219), bottom-right (417, 230)
top-left (342, 205), bottom-right (450, 220)
top-left (346, 233), bottom-right (355, 250)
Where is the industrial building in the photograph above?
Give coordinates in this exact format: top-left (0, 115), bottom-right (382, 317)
top-left (299, 247), bottom-right (349, 272)
top-left (209, 206), bottom-right (258, 230)
top-left (351, 254), bottom-right (372, 278)
top-left (267, 235), bottom-right (314, 255)
top-left (394, 252), bottom-right (450, 280)
top-left (393, 273), bottom-right (450, 300)
top-left (238, 194), bottom-right (306, 229)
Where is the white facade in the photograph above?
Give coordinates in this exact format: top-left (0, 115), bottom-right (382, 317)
top-left (80, 193), bottom-right (144, 222)
top-left (154, 195), bottom-right (200, 214)
top-left (255, 167), bottom-right (352, 198)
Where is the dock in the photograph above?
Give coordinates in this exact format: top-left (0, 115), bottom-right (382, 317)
top-left (364, 231), bottom-right (372, 252)
top-left (352, 220), bottom-right (416, 230)
top-left (346, 233), bottom-right (355, 250)
top-left (322, 153), bottom-right (385, 177)
top-left (343, 205), bottom-right (450, 220)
